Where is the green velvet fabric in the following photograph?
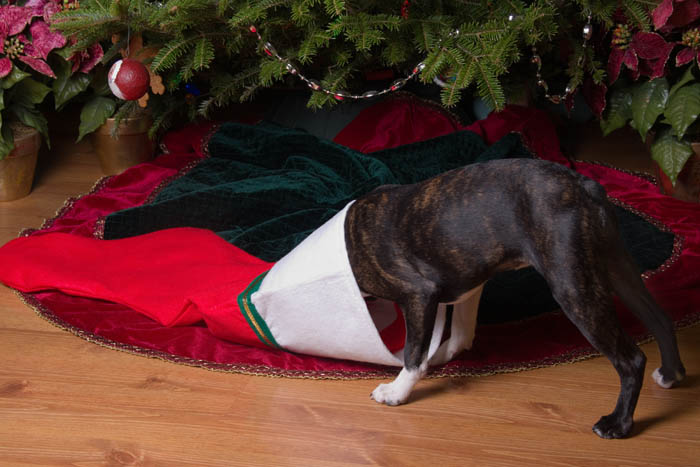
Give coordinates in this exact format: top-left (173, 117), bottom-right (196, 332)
top-left (103, 122), bottom-right (674, 323)
top-left (105, 122), bottom-right (529, 262)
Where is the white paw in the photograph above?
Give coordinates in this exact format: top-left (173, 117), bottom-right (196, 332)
top-left (652, 368), bottom-right (674, 389)
top-left (371, 382), bottom-right (409, 406)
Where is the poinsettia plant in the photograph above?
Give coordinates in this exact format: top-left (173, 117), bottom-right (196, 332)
top-left (0, 0), bottom-right (103, 160)
top-left (601, 0), bottom-right (700, 185)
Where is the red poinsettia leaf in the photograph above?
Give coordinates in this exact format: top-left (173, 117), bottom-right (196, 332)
top-left (24, 0), bottom-right (49, 16)
top-left (28, 20), bottom-right (66, 60)
top-left (630, 67), bottom-right (641, 81)
top-left (676, 47), bottom-right (696, 66)
top-left (18, 55), bottom-right (56, 78)
top-left (639, 49), bottom-right (673, 79)
top-left (1, 5), bottom-right (34, 36)
top-left (22, 42), bottom-right (38, 57)
top-left (631, 32), bottom-right (672, 59)
top-left (608, 48), bottom-right (625, 84)
top-left (623, 48), bottom-right (639, 71)
top-left (43, 1), bottom-right (61, 23)
top-left (652, 44), bottom-right (674, 78)
top-left (78, 43), bottom-right (104, 73)
top-left (582, 78), bottom-right (608, 117)
top-left (0, 24), bottom-right (6, 53)
top-left (0, 57), bottom-right (13, 78)
top-left (667, 0), bottom-right (700, 29)
top-left (652, 0), bottom-right (675, 30)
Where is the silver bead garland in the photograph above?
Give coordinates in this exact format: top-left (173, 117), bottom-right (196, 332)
top-left (530, 13), bottom-right (593, 104)
top-left (248, 13), bottom-right (593, 104)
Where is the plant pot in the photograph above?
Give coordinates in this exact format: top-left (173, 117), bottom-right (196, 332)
top-left (654, 142), bottom-right (700, 203)
top-left (91, 114), bottom-right (155, 175)
top-left (0, 123), bottom-right (41, 202)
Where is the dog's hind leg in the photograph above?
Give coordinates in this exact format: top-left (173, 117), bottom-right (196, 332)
top-left (609, 249), bottom-right (686, 388)
top-left (545, 267), bottom-right (646, 439)
top-left (371, 293), bottom-right (439, 406)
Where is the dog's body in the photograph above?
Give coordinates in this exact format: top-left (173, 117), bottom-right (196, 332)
top-left (344, 158), bottom-right (686, 439)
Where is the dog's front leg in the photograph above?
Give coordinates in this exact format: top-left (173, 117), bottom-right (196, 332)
top-left (371, 294), bottom-right (438, 406)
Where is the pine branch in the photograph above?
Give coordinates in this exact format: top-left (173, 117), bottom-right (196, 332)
top-left (380, 29), bottom-right (413, 66)
top-left (52, 10), bottom-right (120, 37)
top-left (193, 37), bottom-right (215, 71)
top-left (259, 57), bottom-right (290, 86)
top-left (298, 29), bottom-right (333, 63)
top-left (54, 0), bottom-right (658, 119)
top-left (204, 67), bottom-right (261, 111)
top-left (473, 62), bottom-right (505, 110)
top-left (420, 46), bottom-right (444, 81)
top-left (151, 37), bottom-right (199, 73)
top-left (324, 0), bottom-right (345, 17)
top-left (622, 0), bottom-right (652, 31)
top-left (229, 1), bottom-right (289, 29)
top-left (291, 1), bottom-right (314, 25)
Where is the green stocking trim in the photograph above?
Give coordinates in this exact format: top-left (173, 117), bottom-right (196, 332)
top-left (238, 272), bottom-right (282, 349)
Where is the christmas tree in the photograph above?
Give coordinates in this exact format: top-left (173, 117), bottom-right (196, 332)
top-left (53, 0), bottom-right (660, 135)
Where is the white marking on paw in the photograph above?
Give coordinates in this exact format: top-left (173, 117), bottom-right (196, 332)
top-left (371, 367), bottom-right (423, 406)
top-left (652, 368), bottom-right (674, 389)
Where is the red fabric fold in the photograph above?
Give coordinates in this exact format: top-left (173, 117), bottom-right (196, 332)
top-left (0, 228), bottom-right (271, 349)
top-left (333, 95), bottom-right (464, 152)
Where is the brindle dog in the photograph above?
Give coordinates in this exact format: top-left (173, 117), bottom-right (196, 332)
top-left (344, 158), bottom-right (686, 439)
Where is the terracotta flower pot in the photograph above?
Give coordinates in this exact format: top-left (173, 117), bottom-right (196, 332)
top-left (0, 123), bottom-right (41, 202)
top-left (655, 142), bottom-right (700, 203)
top-left (91, 114), bottom-right (155, 175)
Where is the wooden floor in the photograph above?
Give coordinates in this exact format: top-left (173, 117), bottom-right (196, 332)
top-left (1, 123), bottom-right (699, 466)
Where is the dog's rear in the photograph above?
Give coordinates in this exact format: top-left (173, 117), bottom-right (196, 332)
top-left (345, 158), bottom-right (685, 438)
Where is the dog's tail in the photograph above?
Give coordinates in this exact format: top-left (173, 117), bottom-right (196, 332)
top-left (608, 247), bottom-right (686, 388)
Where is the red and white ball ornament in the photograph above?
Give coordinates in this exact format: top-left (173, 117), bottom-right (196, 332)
top-left (108, 59), bottom-right (150, 100)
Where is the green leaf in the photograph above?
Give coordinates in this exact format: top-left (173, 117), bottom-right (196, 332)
top-left (77, 96), bottom-right (116, 142)
top-left (10, 78), bottom-right (52, 106)
top-left (52, 57), bottom-right (92, 110)
top-left (601, 88), bottom-right (633, 136)
top-left (669, 66), bottom-right (696, 98)
top-left (0, 121), bottom-right (14, 161)
top-left (11, 105), bottom-right (49, 145)
top-left (665, 83), bottom-right (700, 139)
top-left (631, 78), bottom-right (669, 140)
top-left (90, 65), bottom-right (112, 97)
top-left (1, 67), bottom-right (31, 90)
top-left (650, 130), bottom-right (695, 186)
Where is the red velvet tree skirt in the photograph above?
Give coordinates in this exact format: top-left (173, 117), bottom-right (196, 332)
top-left (12, 97), bottom-right (700, 379)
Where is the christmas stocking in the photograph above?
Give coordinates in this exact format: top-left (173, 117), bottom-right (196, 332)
top-left (0, 203), bottom-right (448, 366)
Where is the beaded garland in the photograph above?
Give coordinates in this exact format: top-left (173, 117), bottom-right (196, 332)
top-left (248, 12), bottom-right (594, 105)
